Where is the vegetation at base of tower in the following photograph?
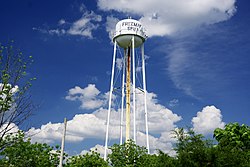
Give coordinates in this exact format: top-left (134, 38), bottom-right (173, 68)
top-left (0, 41), bottom-right (36, 149)
top-left (108, 139), bottom-right (147, 166)
top-left (173, 128), bottom-right (215, 167)
top-left (0, 123), bottom-right (249, 166)
top-left (0, 131), bottom-right (62, 167)
top-left (65, 151), bottom-right (108, 167)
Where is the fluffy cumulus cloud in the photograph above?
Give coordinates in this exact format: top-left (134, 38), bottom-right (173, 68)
top-left (135, 90), bottom-right (181, 133)
top-left (28, 84), bottom-right (181, 154)
top-left (28, 112), bottom-right (110, 144)
top-left (27, 85), bottom-right (226, 155)
top-left (98, 0), bottom-right (236, 37)
top-left (65, 84), bottom-right (106, 110)
top-left (192, 105), bottom-right (225, 135)
top-left (28, 122), bottom-right (68, 143)
top-left (27, 109), bottom-right (119, 144)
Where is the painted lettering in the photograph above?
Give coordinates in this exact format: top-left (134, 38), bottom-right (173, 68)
top-left (122, 21), bottom-right (142, 29)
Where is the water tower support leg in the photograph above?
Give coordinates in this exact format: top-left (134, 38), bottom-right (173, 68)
top-left (59, 118), bottom-right (67, 167)
top-left (104, 41), bottom-right (117, 161)
top-left (141, 44), bottom-right (150, 154)
top-left (132, 36), bottom-right (136, 144)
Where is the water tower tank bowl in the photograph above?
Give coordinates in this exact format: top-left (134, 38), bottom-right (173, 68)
top-left (113, 19), bottom-right (147, 48)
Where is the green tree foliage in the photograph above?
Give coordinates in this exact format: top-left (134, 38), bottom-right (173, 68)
top-left (0, 120), bottom-right (249, 166)
top-left (214, 122), bottom-right (250, 150)
top-left (174, 128), bottom-right (215, 167)
top-left (108, 139), bottom-right (148, 167)
top-left (65, 150), bottom-right (108, 167)
top-left (0, 131), bottom-right (60, 167)
top-left (0, 41), bottom-right (36, 145)
top-left (213, 123), bottom-right (250, 167)
top-left (138, 150), bottom-right (178, 167)
top-left (172, 126), bottom-right (250, 167)
top-left (108, 139), bottom-right (177, 167)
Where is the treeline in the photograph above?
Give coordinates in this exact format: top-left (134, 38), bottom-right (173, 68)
top-left (0, 122), bottom-right (249, 167)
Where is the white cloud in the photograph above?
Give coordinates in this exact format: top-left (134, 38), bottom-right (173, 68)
top-left (29, 87), bottom-right (226, 155)
top-left (65, 84), bottom-right (106, 110)
top-left (106, 16), bottom-right (119, 40)
top-left (28, 122), bottom-right (67, 143)
top-left (136, 131), bottom-right (176, 156)
top-left (168, 99), bottom-right (179, 108)
top-left (167, 47), bottom-right (198, 97)
top-left (33, 27), bottom-right (66, 36)
top-left (116, 58), bottom-right (123, 70)
top-left (58, 19), bottom-right (66, 25)
top-left (28, 85), bottom-right (182, 155)
top-left (27, 109), bottom-right (120, 144)
top-left (98, 0), bottom-right (236, 37)
top-left (135, 90), bottom-right (182, 133)
top-left (192, 105), bottom-right (225, 135)
top-left (79, 3), bottom-right (87, 13)
top-left (80, 144), bottom-right (111, 158)
top-left (67, 11), bottom-right (102, 38)
top-left (33, 10), bottom-right (102, 39)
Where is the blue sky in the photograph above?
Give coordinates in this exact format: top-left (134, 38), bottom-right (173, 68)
top-left (0, 0), bottom-right (249, 155)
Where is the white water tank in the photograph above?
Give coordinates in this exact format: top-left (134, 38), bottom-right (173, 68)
top-left (113, 19), bottom-right (147, 48)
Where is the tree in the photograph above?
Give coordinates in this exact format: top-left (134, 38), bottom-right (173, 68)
top-left (173, 128), bottom-right (217, 167)
top-left (138, 150), bottom-right (178, 167)
top-left (108, 139), bottom-right (148, 167)
top-left (214, 122), bottom-right (250, 151)
top-left (0, 131), bottom-right (61, 167)
top-left (0, 41), bottom-right (35, 148)
top-left (108, 139), bottom-right (178, 167)
top-left (213, 123), bottom-right (250, 167)
top-left (172, 125), bottom-right (250, 167)
top-left (65, 151), bottom-right (108, 167)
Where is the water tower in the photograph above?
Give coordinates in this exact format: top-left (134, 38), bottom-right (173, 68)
top-left (104, 18), bottom-right (149, 160)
